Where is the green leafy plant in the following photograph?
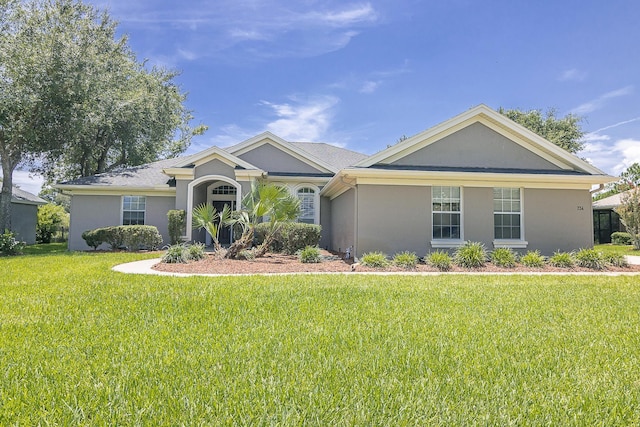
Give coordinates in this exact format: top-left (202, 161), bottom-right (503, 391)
top-left (393, 251), bottom-right (418, 269)
top-left (0, 230), bottom-right (26, 256)
top-left (188, 242), bottom-right (206, 261)
top-left (161, 244), bottom-right (190, 263)
top-left (255, 222), bottom-right (322, 254)
top-left (604, 253), bottom-right (628, 268)
top-left (454, 241), bottom-right (487, 268)
top-left (81, 225), bottom-right (162, 251)
top-left (575, 248), bottom-right (606, 270)
top-left (36, 203), bottom-right (69, 244)
top-left (192, 203), bottom-right (231, 252)
top-left (427, 251), bottom-right (452, 271)
top-left (615, 189), bottom-right (640, 249)
top-left (360, 251), bottom-right (390, 268)
top-left (167, 209), bottom-right (186, 245)
top-left (548, 251), bottom-right (575, 268)
top-left (491, 248), bottom-right (517, 268)
top-left (238, 249), bottom-right (256, 261)
top-left (520, 250), bottom-right (545, 268)
top-left (611, 232), bottom-right (632, 246)
top-left (299, 246), bottom-right (322, 263)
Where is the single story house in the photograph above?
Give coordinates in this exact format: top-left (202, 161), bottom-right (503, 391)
top-left (592, 191), bottom-right (628, 244)
top-left (57, 105), bottom-right (615, 256)
top-left (8, 186), bottom-right (47, 244)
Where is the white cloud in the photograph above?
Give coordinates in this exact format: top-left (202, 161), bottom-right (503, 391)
top-left (558, 68), bottom-right (587, 82)
top-left (5, 170), bottom-right (45, 195)
top-left (359, 80), bottom-right (380, 93)
top-left (309, 3), bottom-right (378, 26)
top-left (571, 86), bottom-right (634, 114)
top-left (262, 95), bottom-right (340, 141)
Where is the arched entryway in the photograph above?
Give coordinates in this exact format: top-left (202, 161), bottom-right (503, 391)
top-left (205, 183), bottom-right (237, 245)
top-left (186, 175), bottom-right (242, 243)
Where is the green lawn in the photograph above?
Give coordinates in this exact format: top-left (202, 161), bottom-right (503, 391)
top-left (595, 243), bottom-right (640, 256)
top-left (1, 249), bottom-right (640, 425)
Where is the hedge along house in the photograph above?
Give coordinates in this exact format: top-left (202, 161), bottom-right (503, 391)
top-left (56, 105), bottom-right (615, 255)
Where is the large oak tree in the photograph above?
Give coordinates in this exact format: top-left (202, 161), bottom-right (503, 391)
top-left (0, 0), bottom-right (204, 232)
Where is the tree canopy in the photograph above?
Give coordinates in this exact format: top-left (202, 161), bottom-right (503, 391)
top-left (0, 0), bottom-right (204, 232)
top-left (498, 107), bottom-right (584, 154)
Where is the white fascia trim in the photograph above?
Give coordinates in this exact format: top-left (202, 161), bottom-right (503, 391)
top-left (162, 167), bottom-right (195, 179)
top-left (54, 185), bottom-right (175, 197)
top-left (228, 132), bottom-right (337, 174)
top-left (431, 239), bottom-right (464, 248)
top-left (264, 175), bottom-right (331, 184)
top-left (171, 146), bottom-right (259, 170)
top-left (493, 239), bottom-right (529, 249)
top-left (234, 169), bottom-right (266, 181)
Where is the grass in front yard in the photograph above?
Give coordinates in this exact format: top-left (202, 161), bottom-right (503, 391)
top-left (595, 243), bottom-right (639, 256)
top-left (1, 251), bottom-right (640, 424)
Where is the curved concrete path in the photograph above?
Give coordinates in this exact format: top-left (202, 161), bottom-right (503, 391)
top-left (112, 256), bottom-right (640, 277)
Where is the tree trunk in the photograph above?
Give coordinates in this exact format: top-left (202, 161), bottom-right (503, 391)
top-left (225, 229), bottom-right (254, 259)
top-left (0, 156), bottom-right (17, 233)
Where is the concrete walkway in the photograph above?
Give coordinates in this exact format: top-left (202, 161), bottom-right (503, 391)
top-left (112, 256), bottom-right (640, 277)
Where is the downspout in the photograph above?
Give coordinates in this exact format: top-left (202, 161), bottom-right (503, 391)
top-left (590, 184), bottom-right (605, 194)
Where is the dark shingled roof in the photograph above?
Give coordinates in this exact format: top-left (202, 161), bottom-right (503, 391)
top-left (11, 186), bottom-right (47, 205)
top-left (60, 142), bottom-right (368, 187)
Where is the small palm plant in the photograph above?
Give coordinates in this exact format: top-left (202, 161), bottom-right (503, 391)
top-left (192, 203), bottom-right (231, 252)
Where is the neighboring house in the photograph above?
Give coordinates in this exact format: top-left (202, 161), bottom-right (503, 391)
top-left (56, 105), bottom-right (615, 255)
top-left (592, 191), bottom-right (628, 244)
top-left (6, 186), bottom-right (47, 244)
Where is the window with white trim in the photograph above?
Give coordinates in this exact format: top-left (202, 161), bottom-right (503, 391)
top-left (493, 188), bottom-right (521, 239)
top-left (297, 187), bottom-right (316, 224)
top-left (123, 196), bottom-right (146, 225)
top-left (432, 186), bottom-right (461, 239)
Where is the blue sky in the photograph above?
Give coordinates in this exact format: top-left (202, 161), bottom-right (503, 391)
top-left (14, 0), bottom-right (640, 193)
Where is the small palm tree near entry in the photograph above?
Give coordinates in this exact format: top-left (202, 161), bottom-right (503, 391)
top-left (192, 203), bottom-right (232, 252)
top-left (226, 182), bottom-right (300, 259)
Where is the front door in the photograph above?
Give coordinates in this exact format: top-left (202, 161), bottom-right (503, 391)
top-left (213, 201), bottom-right (236, 245)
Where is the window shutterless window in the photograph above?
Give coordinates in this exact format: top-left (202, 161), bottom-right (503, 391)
top-left (493, 188), bottom-right (521, 239)
top-left (432, 186), bottom-right (461, 239)
top-left (297, 187), bottom-right (315, 224)
top-left (123, 196), bottom-right (145, 225)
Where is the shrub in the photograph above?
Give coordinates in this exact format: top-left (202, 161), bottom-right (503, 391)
top-left (161, 244), bottom-right (190, 263)
top-left (255, 222), bottom-right (321, 254)
top-left (611, 232), bottom-right (633, 246)
top-left (81, 229), bottom-right (104, 250)
top-left (238, 249), bottom-right (256, 261)
top-left (454, 241), bottom-right (487, 268)
top-left (188, 242), bottom-right (206, 261)
top-left (393, 251), bottom-right (418, 269)
top-left (82, 225), bottom-right (162, 251)
top-left (491, 248), bottom-right (517, 268)
top-left (548, 251), bottom-right (575, 268)
top-left (36, 203), bottom-right (68, 244)
top-left (299, 246), bottom-right (322, 263)
top-left (427, 251), bottom-right (452, 271)
top-left (0, 230), bottom-right (26, 256)
top-left (360, 251), bottom-right (390, 268)
top-left (167, 210), bottom-right (186, 245)
top-left (520, 250), bottom-right (545, 268)
top-left (575, 248), bottom-right (606, 270)
top-left (604, 253), bottom-right (628, 268)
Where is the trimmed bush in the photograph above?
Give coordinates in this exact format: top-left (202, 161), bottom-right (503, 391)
top-left (611, 232), bottom-right (633, 246)
top-left (575, 248), bottom-right (606, 270)
top-left (360, 251), bottom-right (390, 268)
top-left (82, 225), bottom-right (162, 251)
top-left (548, 251), bottom-right (575, 268)
top-left (454, 241), bottom-right (487, 268)
top-left (167, 210), bottom-right (186, 245)
top-left (254, 222), bottom-right (321, 254)
top-left (0, 230), bottom-right (26, 256)
top-left (299, 246), bottom-right (322, 263)
top-left (520, 250), bottom-right (545, 268)
top-left (491, 248), bottom-right (517, 268)
top-left (393, 251), bottom-right (418, 269)
top-left (161, 242), bottom-right (206, 263)
top-left (427, 251), bottom-right (452, 271)
top-left (604, 253), bottom-right (628, 268)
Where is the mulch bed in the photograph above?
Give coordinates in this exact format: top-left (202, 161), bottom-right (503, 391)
top-left (151, 250), bottom-right (640, 275)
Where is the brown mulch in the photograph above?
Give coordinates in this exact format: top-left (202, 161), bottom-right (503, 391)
top-left (151, 250), bottom-right (640, 275)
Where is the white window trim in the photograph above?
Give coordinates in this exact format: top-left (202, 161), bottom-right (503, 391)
top-left (121, 195), bottom-right (146, 226)
top-left (292, 183), bottom-right (320, 225)
top-left (430, 186), bottom-right (464, 247)
top-left (492, 187), bottom-right (527, 249)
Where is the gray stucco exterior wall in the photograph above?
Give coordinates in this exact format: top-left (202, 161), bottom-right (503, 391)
top-left (319, 196), bottom-right (331, 249)
top-left (69, 195), bottom-right (122, 250)
top-left (238, 143), bottom-right (324, 174)
top-left (356, 185), bottom-right (431, 257)
top-left (461, 187), bottom-right (494, 249)
top-left (330, 189), bottom-right (356, 254)
top-left (194, 159), bottom-right (236, 179)
top-left (10, 202), bottom-right (38, 245)
top-left (523, 188), bottom-right (593, 254)
top-left (145, 196), bottom-right (175, 246)
top-left (390, 123), bottom-right (562, 171)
